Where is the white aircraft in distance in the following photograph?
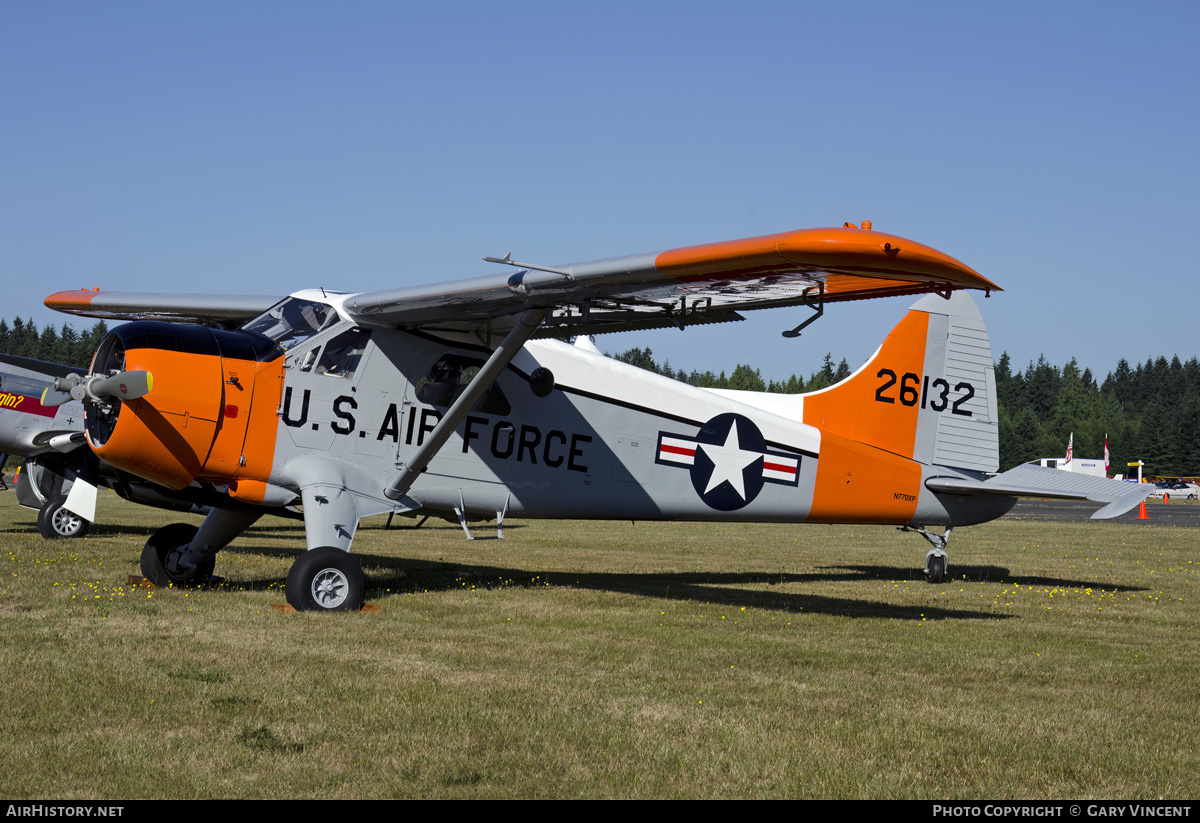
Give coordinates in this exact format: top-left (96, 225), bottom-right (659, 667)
top-left (42, 223), bottom-right (1150, 611)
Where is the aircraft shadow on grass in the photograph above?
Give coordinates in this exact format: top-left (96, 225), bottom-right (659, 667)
top-left (5, 517), bottom-right (1146, 620)
top-left (829, 564), bottom-right (1148, 593)
top-left (210, 545), bottom-right (1019, 621)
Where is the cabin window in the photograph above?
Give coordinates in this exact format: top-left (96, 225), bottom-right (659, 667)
top-left (414, 354), bottom-right (511, 416)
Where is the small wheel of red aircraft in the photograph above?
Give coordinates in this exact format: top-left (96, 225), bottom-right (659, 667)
top-left (37, 494), bottom-right (90, 540)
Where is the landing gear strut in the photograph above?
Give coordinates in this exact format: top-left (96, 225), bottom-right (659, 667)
top-left (901, 525), bottom-right (953, 584)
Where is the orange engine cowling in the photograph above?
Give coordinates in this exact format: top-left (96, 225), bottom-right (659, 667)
top-left (84, 322), bottom-right (284, 490)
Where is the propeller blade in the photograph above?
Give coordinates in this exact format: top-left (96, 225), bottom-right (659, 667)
top-left (89, 370), bottom-right (153, 402)
top-left (39, 387), bottom-right (74, 407)
top-left (41, 374), bottom-right (83, 407)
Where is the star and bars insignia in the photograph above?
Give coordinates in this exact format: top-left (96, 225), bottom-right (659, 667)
top-left (655, 412), bottom-right (801, 511)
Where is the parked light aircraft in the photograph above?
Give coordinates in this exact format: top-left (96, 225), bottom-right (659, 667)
top-left (42, 224), bottom-right (1150, 611)
top-left (0, 352), bottom-right (94, 536)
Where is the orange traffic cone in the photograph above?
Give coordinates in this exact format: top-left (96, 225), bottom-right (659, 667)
top-left (1138, 500), bottom-right (1150, 520)
top-left (1163, 493), bottom-right (1170, 504)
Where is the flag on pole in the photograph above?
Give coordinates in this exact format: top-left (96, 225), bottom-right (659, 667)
top-left (1104, 434), bottom-right (1111, 475)
top-left (1066, 432), bottom-right (1073, 466)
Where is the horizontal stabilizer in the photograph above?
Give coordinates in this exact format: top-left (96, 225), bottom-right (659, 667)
top-left (927, 464), bottom-right (1153, 520)
top-left (925, 476), bottom-right (1089, 500)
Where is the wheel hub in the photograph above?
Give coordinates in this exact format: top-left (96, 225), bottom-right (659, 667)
top-left (52, 508), bottom-right (82, 536)
top-left (311, 568), bottom-right (349, 609)
top-left (164, 548), bottom-right (199, 581)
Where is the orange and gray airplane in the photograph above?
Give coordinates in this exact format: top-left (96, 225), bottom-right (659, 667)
top-left (0, 353), bottom-right (269, 537)
top-left (43, 223), bottom-right (1150, 611)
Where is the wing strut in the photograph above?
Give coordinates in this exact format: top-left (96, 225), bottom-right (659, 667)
top-left (781, 284), bottom-right (824, 339)
top-left (384, 308), bottom-right (548, 502)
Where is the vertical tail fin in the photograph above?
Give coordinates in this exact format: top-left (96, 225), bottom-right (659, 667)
top-left (801, 291), bottom-right (998, 472)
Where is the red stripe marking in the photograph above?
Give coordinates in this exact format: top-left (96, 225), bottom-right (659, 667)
top-left (763, 460), bottom-right (796, 475)
top-left (0, 393), bottom-right (58, 418)
top-left (660, 444), bottom-right (696, 457)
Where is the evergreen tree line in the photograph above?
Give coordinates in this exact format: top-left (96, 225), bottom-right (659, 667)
top-left (613, 346), bottom-right (1200, 477)
top-left (613, 346), bottom-right (853, 394)
top-left (0, 317), bottom-right (109, 370)
top-left (2, 317), bottom-right (1195, 477)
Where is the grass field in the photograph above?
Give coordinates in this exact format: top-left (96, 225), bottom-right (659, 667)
top-left (1, 492), bottom-right (1197, 799)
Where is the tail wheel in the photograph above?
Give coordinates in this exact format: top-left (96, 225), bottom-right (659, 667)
top-left (37, 494), bottom-right (90, 539)
top-left (285, 548), bottom-right (365, 612)
top-left (140, 523), bottom-right (214, 587)
top-left (927, 553), bottom-right (947, 584)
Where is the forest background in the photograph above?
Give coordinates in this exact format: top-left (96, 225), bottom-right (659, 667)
top-left (2, 316), bottom-right (1197, 478)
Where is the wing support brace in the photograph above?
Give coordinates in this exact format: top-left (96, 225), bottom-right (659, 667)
top-left (781, 285), bottom-right (824, 339)
top-left (384, 308), bottom-right (548, 502)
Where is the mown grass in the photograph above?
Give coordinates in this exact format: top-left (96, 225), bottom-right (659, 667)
top-left (0, 493), bottom-right (1196, 798)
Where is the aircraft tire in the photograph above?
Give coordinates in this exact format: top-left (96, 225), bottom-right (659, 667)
top-left (927, 554), bottom-right (947, 584)
top-left (140, 523), bottom-right (214, 587)
top-left (37, 495), bottom-right (91, 540)
top-left (285, 548), bottom-right (365, 613)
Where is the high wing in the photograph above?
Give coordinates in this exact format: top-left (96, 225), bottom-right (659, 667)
top-left (42, 291), bottom-right (281, 326)
top-left (343, 225), bottom-right (999, 337)
top-left (44, 225), bottom-right (999, 335)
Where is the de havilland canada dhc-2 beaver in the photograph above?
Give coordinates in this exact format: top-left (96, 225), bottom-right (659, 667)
top-left (40, 223), bottom-right (1150, 612)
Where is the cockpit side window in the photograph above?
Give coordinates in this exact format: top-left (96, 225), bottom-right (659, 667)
top-left (315, 329), bottom-right (372, 379)
top-left (242, 298), bottom-right (339, 350)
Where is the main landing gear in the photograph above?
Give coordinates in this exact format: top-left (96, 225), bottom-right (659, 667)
top-left (284, 548), bottom-right (365, 612)
top-left (901, 525), bottom-right (953, 584)
top-left (139, 523), bottom-right (364, 611)
top-left (141, 523), bottom-right (216, 587)
top-left (138, 519), bottom-right (367, 612)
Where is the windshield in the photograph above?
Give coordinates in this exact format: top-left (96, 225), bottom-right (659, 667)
top-left (242, 298), bottom-right (339, 350)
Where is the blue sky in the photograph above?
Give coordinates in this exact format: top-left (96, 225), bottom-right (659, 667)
top-left (3, 1), bottom-right (1197, 383)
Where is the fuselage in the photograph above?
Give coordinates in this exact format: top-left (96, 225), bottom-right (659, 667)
top-left (0, 356), bottom-right (85, 457)
top-left (83, 292), bottom-right (1009, 531)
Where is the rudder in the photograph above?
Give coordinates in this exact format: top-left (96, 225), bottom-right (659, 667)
top-left (801, 291), bottom-right (998, 472)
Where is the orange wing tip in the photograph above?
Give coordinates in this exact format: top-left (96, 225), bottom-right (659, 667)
top-left (44, 289), bottom-right (105, 312)
top-left (655, 227), bottom-right (1001, 293)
